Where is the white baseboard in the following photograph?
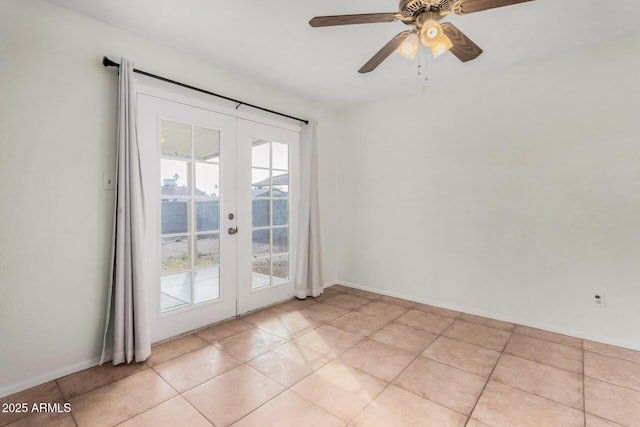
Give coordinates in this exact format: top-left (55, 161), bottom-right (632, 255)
top-left (0, 357), bottom-right (100, 399)
top-left (336, 280), bottom-right (640, 352)
top-left (323, 280), bottom-right (339, 289)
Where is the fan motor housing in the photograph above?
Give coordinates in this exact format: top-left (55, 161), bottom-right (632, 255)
top-left (399, 0), bottom-right (453, 24)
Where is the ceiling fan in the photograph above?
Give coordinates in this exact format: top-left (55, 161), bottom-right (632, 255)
top-left (309, 0), bottom-right (534, 73)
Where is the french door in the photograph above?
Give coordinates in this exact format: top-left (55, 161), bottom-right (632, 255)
top-left (237, 120), bottom-right (299, 314)
top-left (138, 93), bottom-right (298, 343)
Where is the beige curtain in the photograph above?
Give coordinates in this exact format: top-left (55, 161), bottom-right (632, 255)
top-left (100, 58), bottom-right (151, 365)
top-left (294, 120), bottom-right (324, 298)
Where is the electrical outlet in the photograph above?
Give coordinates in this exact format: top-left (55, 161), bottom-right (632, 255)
top-left (103, 173), bottom-right (115, 190)
top-left (593, 292), bottom-right (606, 308)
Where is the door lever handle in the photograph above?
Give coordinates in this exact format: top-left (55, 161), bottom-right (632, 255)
top-left (228, 227), bottom-right (238, 235)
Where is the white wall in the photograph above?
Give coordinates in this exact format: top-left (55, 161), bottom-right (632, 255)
top-left (336, 34), bottom-right (640, 350)
top-left (2, 0), bottom-right (638, 399)
top-left (0, 0), bottom-right (338, 396)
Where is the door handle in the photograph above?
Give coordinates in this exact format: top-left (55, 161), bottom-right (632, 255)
top-left (228, 227), bottom-right (238, 235)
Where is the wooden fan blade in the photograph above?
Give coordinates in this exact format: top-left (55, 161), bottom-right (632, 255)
top-left (358, 31), bottom-right (411, 74)
top-left (453, 0), bottom-right (534, 15)
top-left (309, 13), bottom-right (400, 27)
top-left (441, 22), bottom-right (483, 62)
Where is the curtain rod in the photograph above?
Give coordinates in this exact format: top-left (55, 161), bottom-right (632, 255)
top-left (102, 56), bottom-right (309, 125)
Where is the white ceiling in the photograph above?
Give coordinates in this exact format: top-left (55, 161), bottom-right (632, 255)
top-left (48, 0), bottom-right (640, 107)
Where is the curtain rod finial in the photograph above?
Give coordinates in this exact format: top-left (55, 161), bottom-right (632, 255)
top-left (103, 56), bottom-right (119, 68)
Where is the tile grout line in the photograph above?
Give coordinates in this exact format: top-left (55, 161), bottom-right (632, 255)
top-left (581, 366), bottom-right (640, 426)
top-left (151, 327), bottom-right (288, 427)
top-left (179, 360), bottom-right (279, 426)
top-left (111, 365), bottom-right (195, 426)
top-left (364, 308), bottom-right (516, 424)
top-left (583, 348), bottom-right (640, 367)
top-left (160, 347), bottom-right (245, 394)
top-left (421, 349), bottom-right (499, 380)
top-left (439, 325), bottom-right (512, 354)
top-left (232, 372), bottom-right (338, 426)
top-left (291, 299), bottom-right (419, 423)
top-left (344, 340), bottom-right (426, 423)
top-left (147, 335), bottom-right (213, 369)
top-left (222, 298), bottom-right (354, 425)
top-left (56, 380), bottom-right (78, 427)
top-left (173, 393), bottom-right (215, 427)
top-left (347, 311), bottom-right (466, 424)
top-left (468, 333), bottom-right (592, 424)
top-left (61, 366), bottom-right (156, 425)
top-left (286, 300), bottom-right (373, 421)
top-left (511, 330), bottom-right (583, 350)
top-left (229, 301), bottom-right (361, 426)
top-left (504, 335), bottom-right (586, 375)
top-left (582, 374), bottom-right (640, 394)
top-left (488, 367), bottom-right (589, 413)
top-left (463, 327), bottom-right (514, 427)
top-left (249, 320), bottom-right (333, 385)
top-left (216, 362), bottom-right (288, 427)
top-left (485, 352), bottom-right (587, 410)
top-left (182, 314), bottom-right (306, 427)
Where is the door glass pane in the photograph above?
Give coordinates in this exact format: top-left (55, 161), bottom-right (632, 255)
top-left (271, 172), bottom-right (288, 198)
top-left (161, 159), bottom-right (189, 195)
top-left (161, 120), bottom-right (191, 158)
top-left (195, 163), bottom-right (219, 199)
top-left (272, 227), bottom-right (288, 254)
top-left (272, 199), bottom-right (288, 226)
top-left (195, 233), bottom-right (220, 269)
top-left (155, 113), bottom-right (230, 318)
top-left (161, 273), bottom-right (191, 311)
top-left (194, 268), bottom-right (219, 304)
top-left (252, 199), bottom-right (270, 228)
top-left (196, 199), bottom-right (219, 232)
top-left (162, 198), bottom-right (188, 234)
top-left (250, 138), bottom-right (292, 288)
top-left (161, 235), bottom-right (190, 273)
top-left (194, 126), bottom-right (220, 162)
top-left (252, 168), bottom-right (270, 197)
top-left (252, 258), bottom-right (271, 289)
top-left (272, 255), bottom-right (289, 285)
top-left (252, 229), bottom-right (270, 257)
top-left (272, 142), bottom-right (288, 170)
top-left (252, 140), bottom-right (270, 168)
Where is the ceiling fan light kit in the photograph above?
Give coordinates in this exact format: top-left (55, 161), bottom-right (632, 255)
top-left (309, 0), bottom-right (534, 73)
top-left (396, 20), bottom-right (453, 60)
top-left (419, 20), bottom-right (453, 57)
top-left (397, 32), bottom-right (420, 59)
top-left (432, 35), bottom-right (454, 57)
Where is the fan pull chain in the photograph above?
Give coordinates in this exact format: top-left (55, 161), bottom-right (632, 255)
top-left (416, 49), bottom-right (429, 91)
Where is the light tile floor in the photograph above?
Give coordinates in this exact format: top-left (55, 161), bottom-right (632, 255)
top-left (2, 285), bottom-right (640, 426)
